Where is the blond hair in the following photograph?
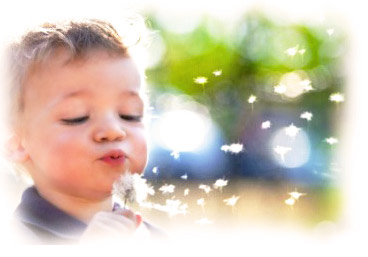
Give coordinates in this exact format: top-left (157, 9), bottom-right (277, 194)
top-left (5, 16), bottom-right (149, 127)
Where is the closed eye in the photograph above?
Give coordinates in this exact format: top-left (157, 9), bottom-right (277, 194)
top-left (119, 114), bottom-right (143, 122)
top-left (61, 116), bottom-right (89, 125)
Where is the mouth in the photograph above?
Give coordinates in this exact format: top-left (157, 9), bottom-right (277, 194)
top-left (100, 149), bottom-right (126, 166)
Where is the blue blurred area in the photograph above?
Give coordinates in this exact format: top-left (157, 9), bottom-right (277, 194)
top-left (143, 11), bottom-right (345, 186)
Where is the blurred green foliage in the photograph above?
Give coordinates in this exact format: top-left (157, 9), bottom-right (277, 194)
top-left (145, 12), bottom-right (346, 141)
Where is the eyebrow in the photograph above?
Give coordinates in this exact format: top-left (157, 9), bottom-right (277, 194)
top-left (51, 88), bottom-right (143, 108)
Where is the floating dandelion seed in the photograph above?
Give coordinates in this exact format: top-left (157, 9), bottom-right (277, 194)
top-left (179, 203), bottom-right (188, 215)
top-left (170, 150), bottom-right (180, 159)
top-left (285, 197), bottom-right (296, 206)
top-left (156, 199), bottom-right (188, 217)
top-left (134, 176), bottom-right (155, 204)
top-left (300, 79), bottom-right (313, 92)
top-left (165, 199), bottom-right (183, 217)
top-left (195, 218), bottom-right (213, 225)
top-left (274, 145), bottom-right (292, 163)
top-left (329, 93), bottom-right (344, 103)
top-left (301, 79), bottom-right (314, 92)
top-left (300, 112), bottom-right (313, 121)
top-left (285, 45), bottom-right (299, 57)
top-left (147, 201), bottom-right (187, 217)
top-left (197, 198), bottom-right (205, 207)
top-left (224, 195), bottom-right (240, 207)
top-left (261, 121), bottom-right (271, 129)
top-left (180, 173), bottom-right (188, 180)
top-left (248, 95), bottom-right (257, 104)
top-left (325, 137), bottom-right (338, 145)
top-left (327, 28), bottom-right (334, 36)
top-left (221, 143), bottom-right (243, 154)
top-left (274, 84), bottom-right (287, 94)
top-left (184, 188), bottom-right (190, 196)
top-left (199, 184), bottom-right (212, 194)
top-left (213, 70), bottom-right (222, 76)
top-left (152, 167), bottom-right (158, 174)
top-left (303, 85), bottom-right (314, 92)
top-left (213, 179), bottom-right (228, 192)
top-left (159, 184), bottom-right (175, 194)
top-left (289, 191), bottom-right (306, 200)
top-left (298, 48), bottom-right (306, 55)
top-left (194, 76), bottom-right (208, 85)
top-left (285, 123), bottom-right (301, 138)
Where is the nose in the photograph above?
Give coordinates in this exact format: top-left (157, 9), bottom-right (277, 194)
top-left (93, 117), bottom-right (127, 143)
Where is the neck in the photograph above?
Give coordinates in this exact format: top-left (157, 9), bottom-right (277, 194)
top-left (35, 186), bottom-right (112, 224)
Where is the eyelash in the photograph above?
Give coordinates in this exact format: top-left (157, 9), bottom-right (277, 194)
top-left (61, 116), bottom-right (88, 125)
top-left (119, 114), bottom-right (143, 122)
top-left (61, 114), bottom-right (143, 125)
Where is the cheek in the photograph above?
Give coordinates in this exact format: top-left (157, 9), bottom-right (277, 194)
top-left (28, 128), bottom-right (86, 172)
top-left (130, 129), bottom-right (148, 171)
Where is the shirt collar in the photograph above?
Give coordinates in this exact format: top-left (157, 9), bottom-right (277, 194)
top-left (14, 186), bottom-right (87, 240)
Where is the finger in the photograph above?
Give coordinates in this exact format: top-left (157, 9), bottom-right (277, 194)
top-left (113, 209), bottom-right (137, 225)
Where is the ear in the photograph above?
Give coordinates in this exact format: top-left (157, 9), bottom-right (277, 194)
top-left (4, 134), bottom-right (29, 163)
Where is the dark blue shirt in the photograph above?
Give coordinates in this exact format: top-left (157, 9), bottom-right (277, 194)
top-left (14, 187), bottom-right (165, 244)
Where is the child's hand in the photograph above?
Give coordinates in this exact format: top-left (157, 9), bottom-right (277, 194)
top-left (80, 209), bottom-right (142, 244)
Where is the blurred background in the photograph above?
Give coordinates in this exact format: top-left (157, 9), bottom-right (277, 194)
top-left (135, 5), bottom-right (346, 234)
top-left (1, 0), bottom-right (365, 246)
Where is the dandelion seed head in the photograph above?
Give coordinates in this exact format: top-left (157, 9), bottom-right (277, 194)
top-left (285, 123), bottom-right (301, 138)
top-left (285, 197), bottom-right (296, 206)
top-left (224, 195), bottom-right (240, 206)
top-left (112, 171), bottom-right (136, 205)
top-left (261, 121), bottom-right (271, 129)
top-left (159, 184), bottom-right (175, 194)
top-left (112, 172), bottom-right (153, 206)
top-left (221, 143), bottom-right (243, 154)
top-left (194, 76), bottom-right (208, 85)
top-left (248, 95), bottom-right (257, 104)
top-left (325, 137), bottom-right (338, 145)
top-left (300, 112), bottom-right (313, 121)
top-left (329, 93), bottom-right (344, 103)
top-left (213, 70), bottom-right (222, 76)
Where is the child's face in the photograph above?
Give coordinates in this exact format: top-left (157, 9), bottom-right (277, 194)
top-left (17, 50), bottom-right (148, 200)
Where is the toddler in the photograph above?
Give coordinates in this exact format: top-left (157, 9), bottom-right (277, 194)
top-left (4, 17), bottom-right (164, 244)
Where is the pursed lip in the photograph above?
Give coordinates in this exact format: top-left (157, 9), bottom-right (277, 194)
top-left (99, 149), bottom-right (126, 166)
